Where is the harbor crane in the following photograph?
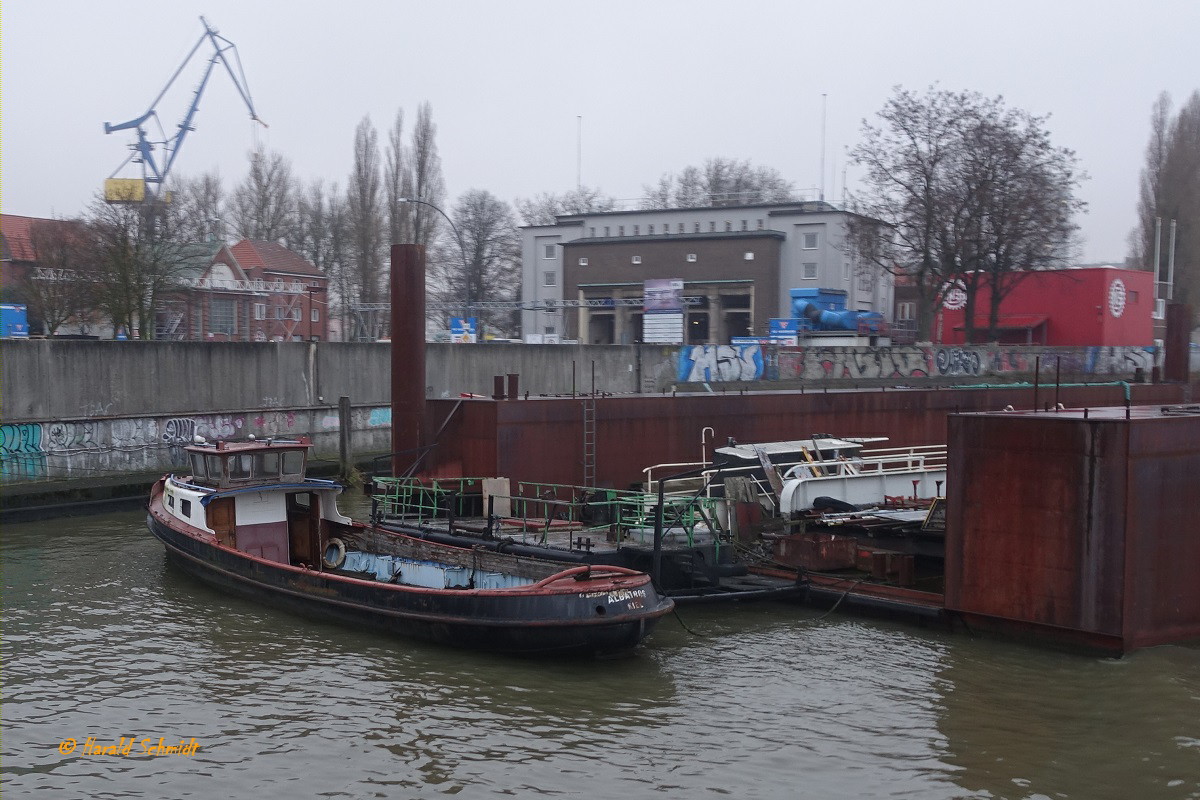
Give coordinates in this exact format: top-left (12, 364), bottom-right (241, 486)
top-left (103, 16), bottom-right (266, 203)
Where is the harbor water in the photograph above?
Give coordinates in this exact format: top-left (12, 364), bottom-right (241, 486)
top-left (3, 500), bottom-right (1198, 799)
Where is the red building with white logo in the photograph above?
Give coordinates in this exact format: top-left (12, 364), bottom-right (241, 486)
top-left (936, 267), bottom-right (1154, 346)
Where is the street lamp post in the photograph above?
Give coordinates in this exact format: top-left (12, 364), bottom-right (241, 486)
top-left (396, 197), bottom-right (476, 341)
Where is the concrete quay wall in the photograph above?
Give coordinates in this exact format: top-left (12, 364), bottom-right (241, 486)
top-left (1, 339), bottom-right (1174, 485)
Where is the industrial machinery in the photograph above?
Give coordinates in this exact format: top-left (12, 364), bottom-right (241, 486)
top-left (103, 17), bottom-right (265, 203)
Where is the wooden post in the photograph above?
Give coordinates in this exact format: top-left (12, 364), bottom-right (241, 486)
top-left (338, 395), bottom-right (352, 480)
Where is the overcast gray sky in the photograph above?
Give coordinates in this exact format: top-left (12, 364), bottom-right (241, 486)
top-left (3, 0), bottom-right (1197, 262)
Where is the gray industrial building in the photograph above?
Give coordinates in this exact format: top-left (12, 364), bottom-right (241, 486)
top-left (519, 201), bottom-right (893, 344)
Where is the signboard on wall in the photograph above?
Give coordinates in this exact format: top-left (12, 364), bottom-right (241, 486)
top-left (450, 317), bottom-right (477, 343)
top-left (643, 279), bottom-right (685, 344)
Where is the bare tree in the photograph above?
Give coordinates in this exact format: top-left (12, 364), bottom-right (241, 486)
top-left (849, 86), bottom-right (1084, 342)
top-left (296, 179), bottom-right (351, 337)
top-left (429, 189), bottom-right (521, 337)
top-left (229, 146), bottom-right (297, 242)
top-left (1131, 91), bottom-right (1200, 321)
top-left (514, 186), bottom-right (616, 226)
top-left (347, 116), bottom-right (385, 303)
top-left (21, 218), bottom-right (94, 335)
top-left (173, 170), bottom-right (227, 243)
top-left (84, 197), bottom-right (191, 338)
top-left (847, 87), bottom-right (970, 340)
top-left (408, 102), bottom-right (445, 247)
top-left (1130, 93), bottom-right (1173, 272)
top-left (640, 157), bottom-right (794, 209)
top-left (383, 109), bottom-right (407, 245)
top-left (955, 103), bottom-right (1084, 341)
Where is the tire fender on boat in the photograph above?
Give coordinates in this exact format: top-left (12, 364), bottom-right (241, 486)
top-left (323, 537), bottom-right (347, 570)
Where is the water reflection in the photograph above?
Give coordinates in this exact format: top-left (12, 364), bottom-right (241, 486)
top-left (936, 635), bottom-right (1200, 799)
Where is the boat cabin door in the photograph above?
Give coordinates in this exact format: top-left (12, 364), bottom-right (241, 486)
top-left (286, 492), bottom-right (321, 567)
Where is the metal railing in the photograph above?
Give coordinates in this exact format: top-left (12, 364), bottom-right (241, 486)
top-left (371, 476), bottom-right (724, 550)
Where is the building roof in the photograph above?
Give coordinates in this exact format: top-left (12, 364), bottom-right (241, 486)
top-left (1, 214), bottom-right (48, 262)
top-left (227, 240), bottom-right (324, 279)
top-left (541, 200), bottom-right (842, 226)
top-left (954, 314), bottom-right (1049, 331)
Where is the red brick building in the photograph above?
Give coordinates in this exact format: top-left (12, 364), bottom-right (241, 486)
top-left (160, 240), bottom-right (329, 342)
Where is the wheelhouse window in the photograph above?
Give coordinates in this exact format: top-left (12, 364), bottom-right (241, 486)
top-left (282, 450), bottom-right (305, 479)
top-left (229, 454), bottom-right (253, 480)
top-left (181, 499), bottom-right (192, 518)
top-left (206, 454), bottom-right (224, 481)
top-left (254, 451), bottom-right (281, 480)
top-left (190, 453), bottom-right (207, 479)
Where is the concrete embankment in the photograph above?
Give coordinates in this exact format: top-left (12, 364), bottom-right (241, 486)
top-left (2, 339), bottom-right (1180, 513)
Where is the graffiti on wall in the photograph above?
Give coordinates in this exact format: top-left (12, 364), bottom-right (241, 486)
top-left (1, 423), bottom-right (47, 478)
top-left (934, 348), bottom-right (984, 377)
top-left (779, 347), bottom-right (933, 381)
top-left (677, 345), bottom-right (764, 383)
top-left (46, 421), bottom-right (100, 452)
top-left (162, 415), bottom-right (246, 462)
top-left (770, 345), bottom-right (1157, 383)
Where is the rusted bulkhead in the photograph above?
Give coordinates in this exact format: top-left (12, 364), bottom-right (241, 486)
top-left (390, 245), bottom-right (428, 475)
top-left (422, 383), bottom-right (1186, 490)
top-left (944, 406), bottom-right (1200, 653)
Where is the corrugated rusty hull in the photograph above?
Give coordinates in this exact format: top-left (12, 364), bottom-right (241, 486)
top-left (945, 407), bottom-right (1200, 653)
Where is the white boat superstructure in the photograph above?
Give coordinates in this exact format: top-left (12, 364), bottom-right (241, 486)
top-left (643, 436), bottom-right (947, 518)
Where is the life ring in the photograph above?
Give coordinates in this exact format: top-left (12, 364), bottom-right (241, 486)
top-left (322, 537), bottom-right (347, 570)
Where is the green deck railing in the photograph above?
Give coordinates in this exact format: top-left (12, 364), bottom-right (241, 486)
top-left (371, 477), bottom-right (726, 554)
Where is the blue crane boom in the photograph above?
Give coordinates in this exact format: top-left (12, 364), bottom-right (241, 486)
top-left (104, 16), bottom-right (266, 201)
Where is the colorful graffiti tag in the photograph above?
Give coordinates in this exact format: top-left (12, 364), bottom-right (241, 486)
top-left (677, 345), bottom-right (764, 383)
top-left (778, 347), bottom-right (933, 381)
top-left (1, 423), bottom-right (47, 478)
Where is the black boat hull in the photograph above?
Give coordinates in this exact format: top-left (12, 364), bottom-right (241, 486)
top-left (148, 515), bottom-right (671, 658)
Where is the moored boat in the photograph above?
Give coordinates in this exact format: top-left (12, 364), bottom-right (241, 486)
top-left (146, 437), bottom-right (673, 657)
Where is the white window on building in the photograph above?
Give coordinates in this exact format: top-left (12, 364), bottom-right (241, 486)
top-left (618, 225), bottom-right (625, 236)
top-left (1154, 298), bottom-right (1166, 319)
top-left (802, 262), bottom-right (818, 280)
top-left (578, 257), bottom-right (588, 266)
top-left (543, 244), bottom-right (555, 258)
top-left (211, 298), bottom-right (237, 334)
top-left (648, 224), bottom-right (655, 235)
top-left (843, 261), bottom-right (851, 281)
top-left (709, 221), bottom-right (717, 232)
top-left (589, 227), bottom-right (596, 237)
top-left (254, 303), bottom-right (266, 321)
top-left (543, 270), bottom-right (557, 287)
top-left (311, 308), bottom-right (320, 323)
top-left (740, 219), bottom-right (748, 231)
top-left (686, 253), bottom-right (698, 263)
top-left (633, 225), bottom-right (640, 235)
top-left (604, 226), bottom-right (610, 236)
top-left (858, 268), bottom-right (874, 292)
top-left (803, 232), bottom-right (819, 249)
top-left (724, 221), bottom-right (732, 232)
top-left (757, 218), bottom-right (764, 230)
top-left (693, 222), bottom-right (701, 233)
top-left (274, 306), bottom-right (285, 320)
top-left (544, 325), bottom-right (557, 335)
top-left (897, 302), bottom-right (916, 321)
top-left (678, 223), bottom-right (685, 233)
top-left (743, 252), bottom-right (755, 261)
top-left (292, 308), bottom-right (301, 322)
top-left (631, 256), bottom-right (642, 264)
